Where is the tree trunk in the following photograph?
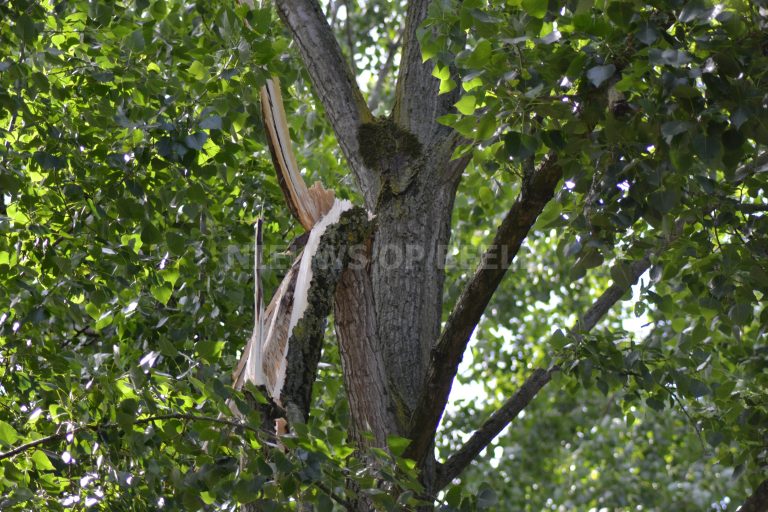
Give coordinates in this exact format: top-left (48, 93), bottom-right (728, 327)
top-left (274, 0), bottom-right (468, 502)
top-left (334, 141), bottom-right (466, 501)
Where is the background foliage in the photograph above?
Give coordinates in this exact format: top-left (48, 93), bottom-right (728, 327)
top-left (1, 0), bottom-right (766, 510)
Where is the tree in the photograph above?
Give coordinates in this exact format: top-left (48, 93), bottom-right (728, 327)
top-left (0, 0), bottom-right (767, 510)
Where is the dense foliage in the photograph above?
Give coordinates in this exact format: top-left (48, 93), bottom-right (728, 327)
top-left (1, 0), bottom-right (766, 510)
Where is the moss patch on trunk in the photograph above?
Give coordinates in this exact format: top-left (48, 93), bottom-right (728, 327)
top-left (358, 117), bottom-right (422, 174)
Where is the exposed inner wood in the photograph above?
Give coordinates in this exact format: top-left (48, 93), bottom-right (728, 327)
top-left (260, 78), bottom-right (335, 231)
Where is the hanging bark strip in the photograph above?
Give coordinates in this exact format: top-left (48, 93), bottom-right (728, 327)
top-left (244, 218), bottom-right (265, 387)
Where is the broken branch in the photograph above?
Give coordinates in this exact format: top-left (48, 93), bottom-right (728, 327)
top-left (260, 78), bottom-right (335, 231)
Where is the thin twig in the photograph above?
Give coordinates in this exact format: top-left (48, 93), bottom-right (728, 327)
top-left (0, 413), bottom-right (264, 461)
top-left (314, 481), bottom-right (354, 510)
top-left (668, 390), bottom-right (706, 453)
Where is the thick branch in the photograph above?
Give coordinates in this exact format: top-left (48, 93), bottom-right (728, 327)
top-left (576, 257), bottom-right (650, 332)
top-left (280, 206), bottom-right (373, 423)
top-left (392, 0), bottom-right (462, 145)
top-left (406, 156), bottom-right (562, 462)
top-left (335, 260), bottom-right (400, 447)
top-left (274, 0), bottom-right (376, 204)
top-left (434, 232), bottom-right (684, 487)
top-left (737, 478), bottom-right (768, 512)
top-left (435, 368), bottom-right (555, 489)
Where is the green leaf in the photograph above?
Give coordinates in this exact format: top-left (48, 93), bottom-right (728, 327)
top-left (188, 60), bottom-right (206, 80)
top-left (200, 115), bottom-right (222, 130)
top-left (464, 39), bottom-right (492, 68)
top-left (0, 420), bottom-right (19, 447)
top-left (635, 22), bottom-right (659, 45)
top-left (679, 1), bottom-right (713, 23)
top-left (606, 2), bottom-right (634, 28)
top-left (14, 15), bottom-right (39, 44)
top-left (439, 77), bottom-right (458, 94)
top-left (455, 95), bottom-right (477, 115)
top-left (476, 113), bottom-right (497, 140)
top-left (671, 317), bottom-right (687, 333)
top-left (661, 121), bottom-right (692, 143)
top-left (522, 0), bottom-right (548, 19)
top-left (649, 188), bottom-right (680, 214)
top-left (126, 28), bottom-right (145, 51)
top-left (184, 132), bottom-right (208, 150)
top-left (197, 340), bottom-right (225, 362)
top-left (649, 48), bottom-right (691, 67)
top-left (166, 231), bottom-right (187, 255)
top-left (31, 450), bottom-right (55, 471)
top-left (610, 260), bottom-right (635, 288)
top-left (478, 186), bottom-right (494, 205)
top-left (586, 64), bottom-right (616, 87)
top-left (316, 493), bottom-right (334, 512)
top-left (579, 248), bottom-right (604, 270)
top-left (141, 222), bottom-right (163, 245)
top-left (534, 200), bottom-right (562, 229)
top-left (549, 329), bottom-right (569, 350)
top-left (150, 0), bottom-right (168, 20)
top-left (387, 435), bottom-right (411, 456)
top-left (728, 303), bottom-right (753, 325)
top-left (445, 486), bottom-right (463, 507)
top-left (477, 485), bottom-right (498, 508)
top-left (150, 284), bottom-right (173, 305)
top-left (503, 132), bottom-right (538, 160)
top-left (692, 132), bottom-right (723, 165)
top-left (33, 151), bottom-right (66, 170)
top-left (233, 476), bottom-right (265, 504)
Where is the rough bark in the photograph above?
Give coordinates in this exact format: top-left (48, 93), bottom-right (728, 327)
top-left (280, 207), bottom-right (373, 423)
top-left (273, 0), bottom-right (473, 499)
top-left (407, 156), bottom-right (562, 463)
top-left (370, 146), bottom-right (464, 427)
top-left (738, 478), bottom-right (768, 512)
top-left (334, 259), bottom-right (399, 447)
top-left (274, 0), bottom-right (376, 205)
top-left (392, 0), bottom-right (462, 146)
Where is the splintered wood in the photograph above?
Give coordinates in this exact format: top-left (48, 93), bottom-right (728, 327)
top-left (234, 78), bottom-right (347, 407)
top-left (260, 78), bottom-right (335, 231)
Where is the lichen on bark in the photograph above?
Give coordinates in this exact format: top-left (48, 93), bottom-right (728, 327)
top-left (279, 206), bottom-right (373, 423)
